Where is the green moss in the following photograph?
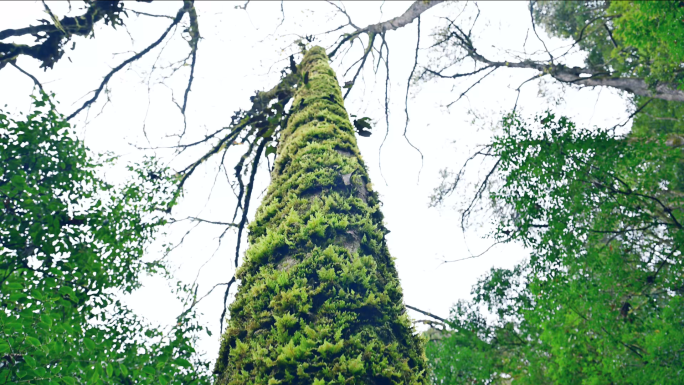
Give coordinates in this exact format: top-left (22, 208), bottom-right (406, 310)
top-left (215, 46), bottom-right (428, 384)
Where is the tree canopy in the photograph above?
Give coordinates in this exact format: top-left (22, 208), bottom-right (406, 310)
top-left (426, 2), bottom-right (684, 383)
top-left (428, 111), bottom-right (684, 384)
top-left (0, 93), bottom-right (212, 384)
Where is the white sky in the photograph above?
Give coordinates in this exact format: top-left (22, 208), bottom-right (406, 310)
top-left (0, 1), bottom-right (632, 366)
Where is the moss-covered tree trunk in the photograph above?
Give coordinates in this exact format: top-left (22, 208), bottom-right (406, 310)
top-left (215, 47), bottom-right (428, 385)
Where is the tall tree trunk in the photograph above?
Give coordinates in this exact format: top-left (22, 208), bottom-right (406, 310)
top-left (214, 47), bottom-right (428, 384)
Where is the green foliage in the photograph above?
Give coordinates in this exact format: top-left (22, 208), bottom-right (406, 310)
top-left (608, 1), bottom-right (684, 89)
top-left (632, 96), bottom-right (684, 136)
top-left (0, 93), bottom-right (211, 384)
top-left (428, 112), bottom-right (684, 384)
top-left (215, 47), bottom-right (428, 384)
top-left (351, 116), bottom-right (373, 137)
top-left (535, 0), bottom-right (684, 89)
top-left (535, 1), bottom-right (617, 72)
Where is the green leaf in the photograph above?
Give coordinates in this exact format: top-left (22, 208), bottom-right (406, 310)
top-left (90, 370), bottom-right (99, 383)
top-left (83, 338), bottom-right (95, 351)
top-left (40, 314), bottom-right (53, 327)
top-left (24, 355), bottom-right (37, 368)
top-left (5, 282), bottom-right (23, 290)
top-left (58, 286), bottom-right (75, 299)
top-left (174, 358), bottom-right (191, 368)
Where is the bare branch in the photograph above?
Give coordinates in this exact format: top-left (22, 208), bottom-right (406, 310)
top-left (66, 1), bottom-right (194, 121)
top-left (233, 139), bottom-right (267, 270)
top-left (170, 216), bottom-right (239, 227)
top-left (428, 10), bottom-right (684, 102)
top-left (219, 276), bottom-right (237, 333)
top-left (10, 61), bottom-right (44, 93)
top-left (430, 146), bottom-right (495, 207)
top-left (446, 67), bottom-right (498, 108)
top-left (127, 9), bottom-right (175, 20)
top-left (403, 16), bottom-right (424, 181)
top-left (512, 73), bottom-right (544, 112)
top-left (179, 3), bottom-right (200, 137)
top-left (328, 0), bottom-right (443, 58)
top-left (342, 33), bottom-right (376, 99)
top-left (378, 33), bottom-right (390, 186)
top-left (326, 1), bottom-right (359, 30)
top-left (609, 97), bottom-right (653, 134)
top-left (528, 1), bottom-right (553, 63)
top-left (405, 304), bottom-right (447, 323)
top-left (462, 158), bottom-right (501, 232)
top-left (220, 139), bottom-right (267, 331)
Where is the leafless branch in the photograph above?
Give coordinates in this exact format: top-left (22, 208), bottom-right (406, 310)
top-left (66, 1), bottom-right (194, 121)
top-left (430, 145), bottom-right (495, 207)
top-left (170, 216), bottom-right (239, 227)
top-left (427, 9), bottom-right (684, 102)
top-left (402, 17), bottom-right (424, 182)
top-left (10, 61), bottom-right (44, 93)
top-left (609, 97), bottom-right (653, 134)
top-left (127, 9), bottom-right (175, 20)
top-left (406, 304), bottom-right (447, 323)
top-left (462, 158), bottom-right (501, 232)
top-left (528, 1), bottom-right (553, 63)
top-left (179, 3), bottom-right (200, 138)
top-left (378, 33), bottom-right (390, 186)
top-left (343, 33), bottom-right (376, 99)
top-left (446, 67), bottom-right (498, 108)
top-left (329, 0), bottom-right (443, 59)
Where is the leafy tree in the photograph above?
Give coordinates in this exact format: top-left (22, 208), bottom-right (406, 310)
top-left (0, 92), bottom-right (211, 384)
top-left (427, 112), bottom-right (684, 384)
top-left (426, 4), bottom-right (684, 382)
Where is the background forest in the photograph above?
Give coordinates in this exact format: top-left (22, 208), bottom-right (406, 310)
top-left (0, 1), bottom-right (682, 384)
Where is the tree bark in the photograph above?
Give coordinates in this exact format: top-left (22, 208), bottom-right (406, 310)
top-left (364, 1), bottom-right (442, 34)
top-left (214, 47), bottom-right (428, 384)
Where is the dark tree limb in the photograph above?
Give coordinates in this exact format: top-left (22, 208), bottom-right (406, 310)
top-left (0, 1), bottom-right (128, 70)
top-left (9, 61), bottom-right (44, 93)
top-left (179, 3), bottom-right (200, 137)
top-left (405, 304), bottom-right (447, 323)
top-left (446, 67), bottom-right (498, 108)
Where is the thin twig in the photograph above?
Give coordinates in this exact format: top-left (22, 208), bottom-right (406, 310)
top-left (403, 17), bottom-right (424, 182)
top-left (66, 2), bottom-right (192, 121)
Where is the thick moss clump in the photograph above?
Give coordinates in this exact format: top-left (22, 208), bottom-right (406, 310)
top-left (215, 46), bottom-right (428, 385)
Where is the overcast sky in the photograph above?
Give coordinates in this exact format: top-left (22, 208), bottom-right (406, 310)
top-left (0, 1), bottom-right (632, 365)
